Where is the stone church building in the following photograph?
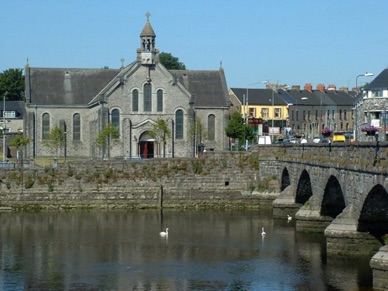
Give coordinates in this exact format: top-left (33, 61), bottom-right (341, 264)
top-left (23, 14), bottom-right (230, 159)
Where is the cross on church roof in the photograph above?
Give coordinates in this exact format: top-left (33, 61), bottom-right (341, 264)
top-left (145, 12), bottom-right (151, 21)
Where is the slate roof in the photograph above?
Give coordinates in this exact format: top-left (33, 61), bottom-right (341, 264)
top-left (170, 69), bottom-right (229, 107)
top-left (365, 68), bottom-right (388, 90)
top-left (0, 101), bottom-right (25, 119)
top-left (229, 88), bottom-right (288, 106)
top-left (27, 67), bottom-right (120, 105)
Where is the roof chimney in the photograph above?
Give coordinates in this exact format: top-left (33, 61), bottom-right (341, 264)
top-left (291, 85), bottom-right (300, 91)
top-left (327, 84), bottom-right (336, 91)
top-left (339, 86), bottom-right (348, 92)
top-left (304, 83), bottom-right (313, 91)
top-left (316, 84), bottom-right (325, 91)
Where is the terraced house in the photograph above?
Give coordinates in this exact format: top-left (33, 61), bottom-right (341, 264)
top-left (23, 13), bottom-right (230, 160)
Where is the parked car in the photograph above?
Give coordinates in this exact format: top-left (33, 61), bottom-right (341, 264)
top-left (313, 136), bottom-right (329, 143)
top-left (332, 132), bottom-right (346, 142)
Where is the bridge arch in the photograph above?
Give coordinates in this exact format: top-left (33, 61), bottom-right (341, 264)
top-left (320, 175), bottom-right (346, 218)
top-left (295, 170), bottom-right (312, 204)
top-left (280, 167), bottom-right (291, 191)
top-left (358, 184), bottom-right (388, 243)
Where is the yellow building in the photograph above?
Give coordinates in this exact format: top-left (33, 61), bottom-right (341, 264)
top-left (229, 88), bottom-right (290, 136)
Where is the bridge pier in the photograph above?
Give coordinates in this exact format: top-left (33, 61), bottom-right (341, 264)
top-left (295, 195), bottom-right (333, 232)
top-left (370, 245), bottom-right (388, 290)
top-left (272, 186), bottom-right (301, 218)
top-left (324, 205), bottom-right (382, 256)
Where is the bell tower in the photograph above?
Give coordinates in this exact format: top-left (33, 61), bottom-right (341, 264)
top-left (137, 12), bottom-right (158, 66)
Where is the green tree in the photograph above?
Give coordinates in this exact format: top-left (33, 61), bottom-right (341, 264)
top-left (159, 52), bottom-right (186, 70)
top-left (10, 132), bottom-right (31, 165)
top-left (225, 111), bottom-right (254, 150)
top-left (0, 69), bottom-right (25, 101)
top-left (96, 123), bottom-right (120, 159)
top-left (45, 125), bottom-right (65, 159)
top-left (149, 118), bottom-right (171, 157)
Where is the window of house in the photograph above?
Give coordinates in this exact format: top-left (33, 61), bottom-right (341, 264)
top-left (73, 113), bottom-right (80, 141)
top-left (344, 110), bottom-right (347, 120)
top-left (291, 111), bottom-right (294, 121)
top-left (315, 110), bottom-right (318, 120)
top-left (175, 110), bottom-right (183, 139)
top-left (42, 113), bottom-right (50, 140)
top-left (157, 89), bottom-right (163, 112)
top-left (111, 109), bottom-right (120, 135)
top-left (332, 110), bottom-right (335, 119)
top-left (303, 110), bottom-right (306, 121)
top-left (132, 89), bottom-right (139, 112)
top-left (275, 108), bottom-right (281, 118)
top-left (208, 114), bottom-right (215, 140)
top-left (261, 108), bottom-right (269, 118)
top-left (249, 108), bottom-right (256, 117)
top-left (4, 111), bottom-right (15, 118)
top-left (307, 110), bottom-right (310, 120)
top-left (144, 83), bottom-right (152, 112)
top-left (339, 110), bottom-right (342, 120)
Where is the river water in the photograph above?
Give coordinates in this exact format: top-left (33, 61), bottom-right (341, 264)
top-left (0, 209), bottom-right (373, 290)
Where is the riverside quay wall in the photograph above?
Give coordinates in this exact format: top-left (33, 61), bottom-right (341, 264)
top-left (0, 151), bottom-right (281, 210)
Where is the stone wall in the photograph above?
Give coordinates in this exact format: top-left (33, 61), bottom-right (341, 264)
top-left (0, 151), bottom-right (280, 210)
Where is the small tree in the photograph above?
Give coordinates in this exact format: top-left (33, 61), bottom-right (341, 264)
top-left (149, 118), bottom-right (171, 157)
top-left (225, 111), bottom-right (255, 150)
top-left (188, 118), bottom-right (207, 153)
top-left (10, 132), bottom-right (31, 165)
top-left (45, 125), bottom-right (65, 159)
top-left (96, 123), bottom-right (120, 159)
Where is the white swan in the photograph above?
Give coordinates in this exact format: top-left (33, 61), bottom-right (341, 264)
top-left (160, 228), bottom-right (169, 237)
top-left (287, 215), bottom-right (292, 222)
top-left (261, 227), bottom-right (266, 236)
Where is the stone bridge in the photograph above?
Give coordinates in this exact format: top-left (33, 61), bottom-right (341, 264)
top-left (251, 142), bottom-right (388, 289)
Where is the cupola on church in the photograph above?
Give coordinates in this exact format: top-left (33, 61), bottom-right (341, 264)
top-left (23, 13), bottom-right (230, 159)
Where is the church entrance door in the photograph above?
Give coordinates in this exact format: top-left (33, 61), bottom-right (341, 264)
top-left (139, 132), bottom-right (154, 159)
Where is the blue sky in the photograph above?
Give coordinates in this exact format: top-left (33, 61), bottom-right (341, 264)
top-left (1, 0), bottom-right (387, 89)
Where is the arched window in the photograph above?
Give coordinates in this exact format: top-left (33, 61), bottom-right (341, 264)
top-left (208, 114), bottom-right (215, 140)
top-left (144, 83), bottom-right (152, 112)
top-left (111, 109), bottom-right (120, 132)
top-left (132, 89), bottom-right (139, 112)
top-left (73, 113), bottom-right (81, 140)
top-left (175, 110), bottom-right (184, 139)
top-left (42, 113), bottom-right (50, 140)
top-left (157, 89), bottom-right (163, 112)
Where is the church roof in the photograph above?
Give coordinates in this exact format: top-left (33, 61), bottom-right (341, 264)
top-left (170, 69), bottom-right (229, 107)
top-left (140, 20), bottom-right (156, 37)
top-left (27, 67), bottom-right (120, 105)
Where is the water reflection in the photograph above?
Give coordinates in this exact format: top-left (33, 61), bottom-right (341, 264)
top-left (0, 209), bottom-right (372, 290)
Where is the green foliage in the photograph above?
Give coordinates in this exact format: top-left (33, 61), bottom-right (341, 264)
top-left (148, 118), bottom-right (171, 157)
top-left (0, 69), bottom-right (25, 101)
top-left (225, 112), bottom-right (244, 139)
top-left (24, 176), bottom-right (35, 189)
top-left (159, 52), bottom-right (186, 70)
top-left (11, 132), bottom-right (31, 149)
top-left (96, 123), bottom-right (120, 151)
top-left (225, 112), bottom-right (255, 149)
top-left (45, 125), bottom-right (65, 158)
top-left (191, 160), bottom-right (203, 174)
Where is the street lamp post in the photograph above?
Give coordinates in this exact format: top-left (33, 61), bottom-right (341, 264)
top-left (2, 92), bottom-right (7, 164)
top-left (245, 82), bottom-right (262, 148)
top-left (355, 72), bottom-right (374, 141)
